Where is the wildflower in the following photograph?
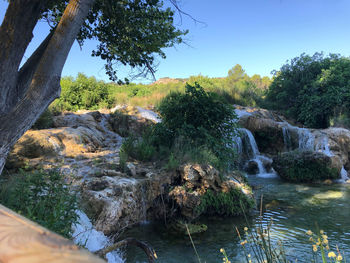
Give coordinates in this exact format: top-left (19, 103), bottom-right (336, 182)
top-left (244, 227), bottom-right (248, 232)
top-left (322, 234), bottom-right (328, 240)
top-left (220, 248), bottom-right (224, 253)
top-left (328, 252), bottom-right (336, 258)
top-left (240, 240), bottom-right (247, 246)
top-left (323, 239), bottom-right (329, 245)
top-left (306, 230), bottom-right (313, 235)
top-left (309, 237), bottom-right (313, 242)
top-left (326, 245), bottom-right (330, 250)
top-left (337, 254), bottom-right (343, 261)
top-left (248, 254), bottom-right (251, 258)
top-left (320, 230), bottom-right (324, 235)
top-left (313, 245), bottom-right (318, 252)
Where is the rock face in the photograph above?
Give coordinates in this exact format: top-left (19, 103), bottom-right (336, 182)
top-left (272, 151), bottom-right (340, 182)
top-left (81, 169), bottom-right (174, 235)
top-left (108, 106), bottom-right (156, 137)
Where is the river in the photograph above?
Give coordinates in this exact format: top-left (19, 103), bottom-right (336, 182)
top-left (121, 174), bottom-right (350, 262)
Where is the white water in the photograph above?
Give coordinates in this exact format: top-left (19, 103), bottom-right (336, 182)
top-left (234, 108), bottom-right (349, 181)
top-left (72, 210), bottom-right (124, 263)
top-left (282, 127), bottom-right (292, 151)
top-left (315, 135), bottom-right (333, 157)
top-left (136, 106), bottom-right (161, 123)
top-left (297, 128), bottom-right (315, 150)
top-left (237, 128), bottom-right (274, 176)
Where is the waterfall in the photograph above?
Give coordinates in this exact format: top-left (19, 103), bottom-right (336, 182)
top-left (72, 210), bottom-right (124, 263)
top-left (315, 136), bottom-right (333, 157)
top-left (341, 167), bottom-right (349, 182)
top-left (282, 127), bottom-right (292, 151)
top-left (237, 128), bottom-right (273, 175)
top-left (298, 128), bottom-right (315, 150)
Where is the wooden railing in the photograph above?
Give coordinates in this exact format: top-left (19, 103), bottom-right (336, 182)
top-left (0, 204), bottom-right (105, 263)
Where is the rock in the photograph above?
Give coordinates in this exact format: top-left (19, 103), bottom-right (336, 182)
top-left (272, 151), bottom-right (340, 182)
top-left (126, 162), bottom-right (137, 176)
top-left (245, 160), bottom-right (258, 174)
top-left (168, 220), bottom-right (208, 235)
top-left (167, 163), bottom-right (254, 220)
top-left (109, 107), bottom-right (155, 137)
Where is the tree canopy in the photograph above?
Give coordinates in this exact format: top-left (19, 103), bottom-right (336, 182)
top-left (266, 53), bottom-right (350, 128)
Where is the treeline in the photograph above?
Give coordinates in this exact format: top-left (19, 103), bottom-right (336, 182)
top-left (45, 52), bottom-right (350, 130)
top-left (265, 53), bottom-right (350, 129)
top-left (48, 66), bottom-right (271, 114)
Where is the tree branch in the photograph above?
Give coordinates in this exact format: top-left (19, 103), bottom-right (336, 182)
top-left (9, 30), bottom-right (55, 105)
top-left (0, 0), bottom-right (45, 112)
top-left (95, 238), bottom-right (157, 263)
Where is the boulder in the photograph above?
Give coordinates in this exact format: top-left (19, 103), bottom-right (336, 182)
top-left (272, 151), bottom-right (340, 182)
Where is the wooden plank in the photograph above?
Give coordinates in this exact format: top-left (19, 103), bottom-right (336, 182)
top-left (0, 204), bottom-right (105, 263)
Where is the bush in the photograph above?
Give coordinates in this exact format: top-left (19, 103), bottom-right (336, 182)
top-left (120, 83), bottom-right (239, 172)
top-left (156, 83), bottom-right (238, 170)
top-left (196, 189), bottom-right (254, 216)
top-left (0, 170), bottom-right (78, 238)
top-left (32, 109), bottom-right (54, 130)
top-left (265, 53), bottom-right (350, 128)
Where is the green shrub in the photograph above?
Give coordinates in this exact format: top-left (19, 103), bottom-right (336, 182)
top-left (156, 83), bottom-right (238, 171)
top-left (0, 170), bottom-right (78, 238)
top-left (196, 189), bottom-right (254, 216)
top-left (265, 53), bottom-right (350, 128)
top-left (32, 109), bottom-right (54, 130)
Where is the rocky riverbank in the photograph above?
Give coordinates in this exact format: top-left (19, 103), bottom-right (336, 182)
top-left (4, 106), bottom-right (253, 237)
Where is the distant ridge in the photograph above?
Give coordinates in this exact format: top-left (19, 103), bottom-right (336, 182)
top-left (151, 77), bottom-right (186, 85)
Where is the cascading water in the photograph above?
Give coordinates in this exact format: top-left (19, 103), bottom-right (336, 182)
top-left (282, 127), bottom-right (292, 151)
top-left (236, 128), bottom-right (274, 175)
top-left (298, 128), bottom-right (315, 150)
top-left (72, 210), bottom-right (124, 263)
top-left (315, 135), bottom-right (333, 157)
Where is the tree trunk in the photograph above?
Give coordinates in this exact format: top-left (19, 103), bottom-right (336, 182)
top-left (0, 0), bottom-right (96, 175)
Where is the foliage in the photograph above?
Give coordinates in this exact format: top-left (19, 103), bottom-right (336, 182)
top-left (50, 73), bottom-right (114, 112)
top-left (41, 0), bottom-right (187, 83)
top-left (0, 170), bottom-right (77, 238)
top-left (196, 189), bottom-right (254, 216)
top-left (156, 83), bottom-right (238, 170)
top-left (31, 109), bottom-right (54, 129)
top-left (120, 131), bottom-right (156, 162)
top-left (265, 53), bottom-right (350, 128)
top-left (273, 151), bottom-right (339, 183)
top-left (48, 64), bottom-right (271, 114)
top-left (220, 227), bottom-right (345, 263)
top-left (119, 83), bottom-right (241, 172)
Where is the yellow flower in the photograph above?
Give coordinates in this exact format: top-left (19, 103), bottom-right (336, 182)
top-left (337, 254), bottom-right (343, 261)
top-left (326, 245), bottom-right (330, 250)
top-left (309, 237), bottom-right (313, 242)
top-left (244, 227), bottom-right (248, 232)
top-left (320, 230), bottom-right (324, 235)
top-left (323, 239), bottom-right (329, 245)
top-left (306, 230), bottom-right (313, 235)
top-left (313, 245), bottom-right (318, 252)
top-left (322, 234), bottom-right (328, 240)
top-left (248, 254), bottom-right (251, 258)
top-left (328, 252), bottom-right (336, 258)
top-left (220, 248), bottom-right (224, 253)
top-left (240, 240), bottom-right (247, 246)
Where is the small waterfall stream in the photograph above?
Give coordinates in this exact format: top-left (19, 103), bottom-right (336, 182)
top-left (235, 128), bottom-right (274, 176)
top-left (72, 210), bottom-right (124, 263)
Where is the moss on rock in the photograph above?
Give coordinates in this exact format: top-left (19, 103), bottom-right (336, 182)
top-left (272, 150), bottom-right (340, 183)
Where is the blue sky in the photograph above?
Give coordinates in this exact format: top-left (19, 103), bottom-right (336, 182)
top-left (1, 0), bottom-right (350, 83)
